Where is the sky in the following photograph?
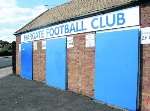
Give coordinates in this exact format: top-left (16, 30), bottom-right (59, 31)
top-left (0, 0), bottom-right (68, 42)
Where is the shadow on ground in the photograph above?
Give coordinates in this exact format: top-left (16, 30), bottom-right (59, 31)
top-left (0, 75), bottom-right (123, 111)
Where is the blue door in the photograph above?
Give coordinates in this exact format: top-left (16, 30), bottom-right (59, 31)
top-left (95, 29), bottom-right (139, 110)
top-left (46, 38), bottom-right (66, 90)
top-left (21, 42), bottom-right (33, 80)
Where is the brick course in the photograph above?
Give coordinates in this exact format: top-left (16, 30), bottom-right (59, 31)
top-left (67, 33), bottom-right (95, 97)
top-left (140, 2), bottom-right (150, 111)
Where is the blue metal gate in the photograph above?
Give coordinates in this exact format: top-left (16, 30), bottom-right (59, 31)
top-left (46, 38), bottom-right (66, 90)
top-left (95, 29), bottom-right (139, 110)
top-left (21, 42), bottom-right (33, 80)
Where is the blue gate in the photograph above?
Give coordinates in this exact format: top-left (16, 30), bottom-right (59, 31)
top-left (21, 42), bottom-right (33, 80)
top-left (95, 29), bottom-right (139, 110)
top-left (46, 38), bottom-right (66, 90)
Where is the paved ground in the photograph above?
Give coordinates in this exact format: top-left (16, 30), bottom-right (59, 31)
top-left (0, 56), bottom-right (12, 68)
top-left (0, 75), bottom-right (123, 111)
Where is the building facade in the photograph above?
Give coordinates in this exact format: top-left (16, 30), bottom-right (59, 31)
top-left (15, 0), bottom-right (150, 110)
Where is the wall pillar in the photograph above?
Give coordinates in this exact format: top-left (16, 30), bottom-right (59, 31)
top-left (140, 2), bottom-right (150, 111)
top-left (16, 36), bottom-right (21, 75)
top-left (67, 33), bottom-right (95, 97)
top-left (33, 40), bottom-right (45, 81)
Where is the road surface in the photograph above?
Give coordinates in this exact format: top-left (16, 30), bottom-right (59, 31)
top-left (0, 75), bottom-right (122, 111)
top-left (0, 56), bottom-right (12, 68)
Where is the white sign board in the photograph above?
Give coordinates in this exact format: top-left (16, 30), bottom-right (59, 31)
top-left (21, 6), bottom-right (139, 43)
top-left (42, 40), bottom-right (46, 49)
top-left (67, 36), bottom-right (74, 48)
top-left (141, 27), bottom-right (150, 44)
top-left (86, 33), bottom-right (95, 47)
top-left (34, 41), bottom-right (37, 50)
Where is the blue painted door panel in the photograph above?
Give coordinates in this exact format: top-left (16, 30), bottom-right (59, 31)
top-left (21, 42), bottom-right (33, 80)
top-left (95, 29), bottom-right (139, 110)
top-left (46, 38), bottom-right (66, 90)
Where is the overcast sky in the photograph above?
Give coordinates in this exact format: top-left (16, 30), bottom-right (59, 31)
top-left (0, 0), bottom-right (68, 42)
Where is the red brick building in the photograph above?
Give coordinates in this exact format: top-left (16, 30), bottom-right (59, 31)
top-left (15, 0), bottom-right (150, 110)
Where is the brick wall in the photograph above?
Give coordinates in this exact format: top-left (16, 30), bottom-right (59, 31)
top-left (67, 33), bottom-right (95, 97)
top-left (140, 2), bottom-right (150, 111)
top-left (33, 40), bottom-right (45, 81)
top-left (16, 36), bottom-right (21, 75)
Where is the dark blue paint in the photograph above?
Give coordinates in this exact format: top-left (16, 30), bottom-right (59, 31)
top-left (21, 42), bottom-right (33, 80)
top-left (54, 27), bottom-right (59, 35)
top-left (106, 14), bottom-right (116, 27)
top-left (117, 13), bottom-right (125, 25)
top-left (91, 18), bottom-right (99, 29)
top-left (100, 17), bottom-right (106, 28)
top-left (46, 38), bottom-right (66, 90)
top-left (65, 24), bottom-right (70, 33)
top-left (95, 29), bottom-right (139, 110)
